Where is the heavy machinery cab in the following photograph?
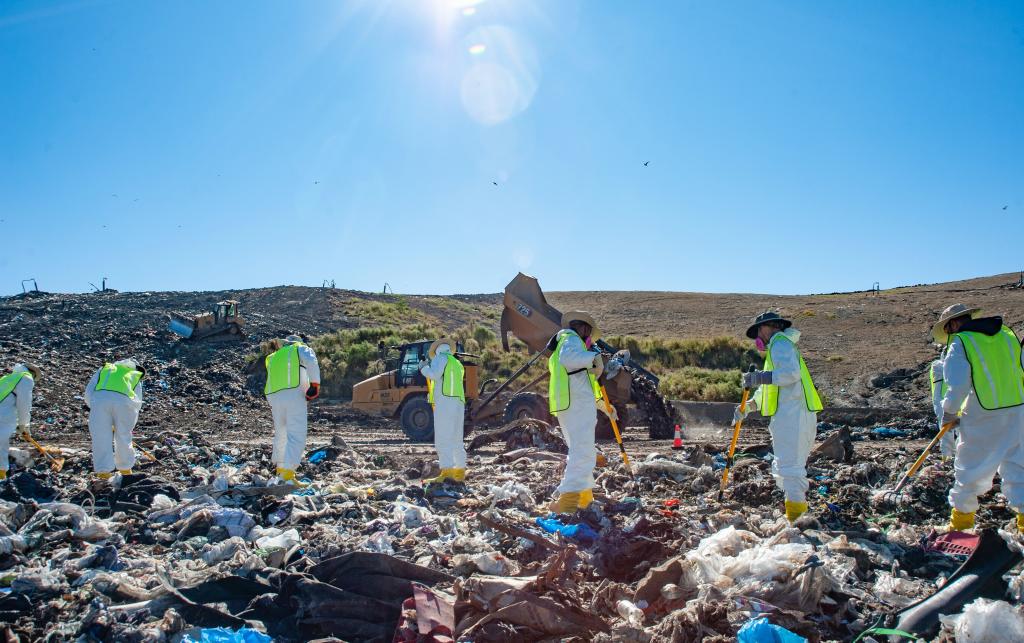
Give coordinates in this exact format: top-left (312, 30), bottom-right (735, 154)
top-left (216, 300), bottom-right (240, 324)
top-left (377, 340), bottom-right (469, 389)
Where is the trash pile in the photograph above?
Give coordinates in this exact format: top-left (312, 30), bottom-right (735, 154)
top-left (0, 414), bottom-right (1018, 641)
top-left (2, 289), bottom-right (1023, 641)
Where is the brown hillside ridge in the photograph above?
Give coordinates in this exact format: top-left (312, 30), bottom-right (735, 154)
top-left (544, 272), bottom-right (1024, 408)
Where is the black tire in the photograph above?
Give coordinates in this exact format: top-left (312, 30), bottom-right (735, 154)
top-left (503, 392), bottom-right (553, 425)
top-left (596, 403), bottom-right (629, 441)
top-left (400, 396), bottom-right (434, 442)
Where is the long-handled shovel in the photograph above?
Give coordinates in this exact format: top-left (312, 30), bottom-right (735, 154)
top-left (24, 435), bottom-right (65, 472)
top-left (719, 365), bottom-right (757, 501)
top-left (599, 385), bottom-right (633, 480)
top-left (876, 420), bottom-right (958, 502)
top-left (134, 441), bottom-right (158, 462)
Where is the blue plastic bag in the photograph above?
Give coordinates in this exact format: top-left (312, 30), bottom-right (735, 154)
top-left (535, 516), bottom-right (599, 542)
top-left (180, 627), bottom-right (272, 643)
top-left (872, 427), bottom-right (907, 438)
top-left (308, 449), bottom-right (328, 464)
top-left (736, 618), bottom-right (807, 643)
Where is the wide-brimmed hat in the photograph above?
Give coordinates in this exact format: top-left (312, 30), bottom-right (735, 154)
top-left (285, 334), bottom-right (304, 345)
top-left (561, 311), bottom-right (601, 340)
top-left (745, 311), bottom-right (793, 339)
top-left (429, 338), bottom-right (456, 358)
top-left (931, 304), bottom-right (981, 344)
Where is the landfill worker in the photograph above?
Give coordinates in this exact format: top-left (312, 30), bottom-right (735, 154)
top-left (85, 359), bottom-right (145, 479)
top-left (547, 311), bottom-right (616, 513)
top-left (0, 364), bottom-right (40, 480)
top-left (931, 304), bottom-right (1024, 532)
top-left (733, 312), bottom-right (823, 523)
top-left (929, 346), bottom-right (958, 458)
top-left (419, 338), bottom-right (467, 483)
top-left (264, 335), bottom-right (320, 485)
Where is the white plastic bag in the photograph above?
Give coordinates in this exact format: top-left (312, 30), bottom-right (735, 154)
top-left (940, 598), bottom-right (1024, 642)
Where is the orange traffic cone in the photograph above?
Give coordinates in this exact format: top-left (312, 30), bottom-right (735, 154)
top-left (671, 424), bottom-right (683, 450)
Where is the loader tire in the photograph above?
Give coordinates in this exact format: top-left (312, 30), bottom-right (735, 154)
top-left (596, 403), bottom-right (629, 441)
top-left (502, 392), bottom-right (552, 425)
top-left (400, 397), bottom-right (434, 442)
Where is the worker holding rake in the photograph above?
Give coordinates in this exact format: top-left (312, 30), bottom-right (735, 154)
top-left (0, 363), bottom-right (41, 480)
top-left (733, 312), bottom-right (823, 523)
top-left (546, 311), bottom-right (615, 513)
top-left (85, 359), bottom-right (145, 479)
top-left (931, 304), bottom-right (1024, 532)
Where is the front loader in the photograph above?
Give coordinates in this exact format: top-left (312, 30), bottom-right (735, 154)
top-left (351, 273), bottom-right (678, 442)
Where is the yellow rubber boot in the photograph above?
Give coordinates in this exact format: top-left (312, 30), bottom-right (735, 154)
top-left (949, 508), bottom-right (975, 531)
top-left (450, 468), bottom-right (466, 482)
top-left (95, 472), bottom-right (113, 480)
top-left (277, 468), bottom-right (308, 487)
top-left (429, 468), bottom-right (455, 484)
top-left (550, 491), bottom-right (581, 514)
top-left (785, 500), bottom-right (808, 523)
top-left (1017, 514), bottom-right (1024, 533)
top-left (0, 470), bottom-right (6, 480)
top-left (578, 489), bottom-right (594, 509)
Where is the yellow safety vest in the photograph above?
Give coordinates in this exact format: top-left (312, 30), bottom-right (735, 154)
top-left (427, 354), bottom-right (465, 404)
top-left (548, 332), bottom-right (602, 415)
top-left (930, 360), bottom-right (948, 402)
top-left (95, 363), bottom-right (143, 399)
top-left (951, 325), bottom-right (1024, 410)
top-left (0, 372), bottom-right (29, 405)
top-left (265, 344), bottom-right (304, 395)
top-left (760, 333), bottom-right (822, 416)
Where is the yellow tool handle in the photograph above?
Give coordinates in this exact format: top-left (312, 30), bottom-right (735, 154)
top-left (892, 420), bottom-right (957, 494)
top-left (134, 442), bottom-right (158, 462)
top-left (599, 385), bottom-right (632, 472)
top-left (26, 435), bottom-right (59, 464)
top-left (719, 387), bottom-right (751, 494)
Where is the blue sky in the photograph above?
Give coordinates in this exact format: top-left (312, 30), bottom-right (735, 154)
top-left (2, 0), bottom-right (1022, 296)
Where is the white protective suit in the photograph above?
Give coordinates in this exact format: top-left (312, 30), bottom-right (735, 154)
top-left (930, 357), bottom-right (957, 457)
top-left (0, 365), bottom-right (35, 473)
top-left (751, 329), bottom-right (817, 503)
top-left (85, 362), bottom-right (143, 473)
top-left (943, 333), bottom-right (1024, 513)
top-left (420, 344), bottom-right (466, 470)
top-left (552, 329), bottom-right (602, 494)
top-left (266, 343), bottom-right (321, 471)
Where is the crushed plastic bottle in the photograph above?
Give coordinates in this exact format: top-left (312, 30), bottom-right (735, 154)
top-left (616, 599), bottom-right (644, 627)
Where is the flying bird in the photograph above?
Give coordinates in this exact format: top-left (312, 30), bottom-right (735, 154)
top-left (643, 161), bottom-right (649, 167)
top-left (314, 181), bottom-right (320, 185)
top-left (492, 181), bottom-right (498, 186)
top-left (1003, 205), bottom-right (1009, 210)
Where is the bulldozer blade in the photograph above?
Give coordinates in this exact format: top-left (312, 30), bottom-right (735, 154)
top-left (168, 317), bottom-right (195, 338)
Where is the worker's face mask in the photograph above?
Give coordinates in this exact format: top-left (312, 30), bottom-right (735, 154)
top-left (755, 337), bottom-right (767, 352)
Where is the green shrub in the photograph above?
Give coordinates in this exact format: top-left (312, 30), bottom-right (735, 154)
top-left (603, 335), bottom-right (760, 371)
top-left (659, 367), bottom-right (743, 402)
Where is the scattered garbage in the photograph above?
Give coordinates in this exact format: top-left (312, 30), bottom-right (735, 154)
top-left (0, 288), bottom-right (1010, 641)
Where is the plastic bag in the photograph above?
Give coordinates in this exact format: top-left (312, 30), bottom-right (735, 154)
top-left (255, 528), bottom-right (300, 550)
top-left (736, 617), bottom-right (807, 643)
top-left (180, 627), bottom-right (272, 643)
top-left (939, 598), bottom-right (1024, 642)
top-left (535, 516), bottom-right (599, 542)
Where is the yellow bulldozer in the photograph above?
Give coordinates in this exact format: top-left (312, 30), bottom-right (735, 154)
top-left (351, 273), bottom-right (677, 441)
top-left (168, 300), bottom-right (245, 341)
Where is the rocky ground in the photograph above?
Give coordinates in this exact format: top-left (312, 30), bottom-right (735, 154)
top-left (1, 280), bottom-right (1023, 641)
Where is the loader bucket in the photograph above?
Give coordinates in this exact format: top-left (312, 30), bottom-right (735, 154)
top-left (500, 273), bottom-right (563, 353)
